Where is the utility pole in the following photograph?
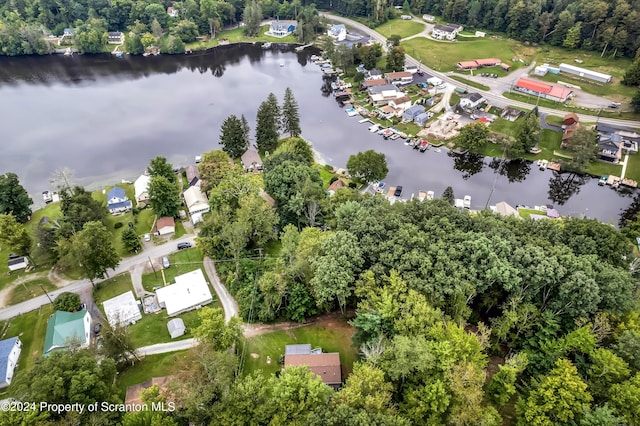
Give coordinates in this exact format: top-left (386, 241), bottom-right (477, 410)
top-left (148, 256), bottom-right (157, 279)
top-left (40, 284), bottom-right (54, 304)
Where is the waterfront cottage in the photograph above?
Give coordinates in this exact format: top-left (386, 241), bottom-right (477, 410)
top-left (403, 104), bottom-right (425, 122)
top-left (108, 32), bottom-right (124, 43)
top-left (414, 112), bottom-right (430, 126)
top-left (367, 84), bottom-right (403, 106)
top-left (561, 113), bottom-right (580, 147)
top-left (327, 24), bottom-right (347, 41)
top-left (267, 21), bottom-right (297, 37)
top-left (107, 186), bottom-right (133, 214)
top-left (0, 337), bottom-right (21, 388)
top-left (432, 24), bottom-right (459, 40)
top-left (241, 150), bottom-right (263, 171)
top-left (388, 96), bottom-right (412, 114)
top-left (365, 69), bottom-right (383, 80)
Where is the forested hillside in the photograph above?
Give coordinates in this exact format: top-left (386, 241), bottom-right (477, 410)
top-left (1, 0), bottom-right (639, 58)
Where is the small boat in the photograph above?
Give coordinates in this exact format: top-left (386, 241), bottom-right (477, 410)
top-left (345, 109), bottom-right (358, 117)
top-left (359, 118), bottom-right (371, 124)
top-left (376, 182), bottom-right (386, 192)
top-left (598, 175), bottom-right (608, 186)
top-left (463, 195), bottom-right (471, 209)
top-left (390, 133), bottom-right (401, 140)
top-left (539, 159), bottom-right (548, 171)
top-left (369, 124), bottom-right (380, 133)
top-left (405, 138), bottom-right (412, 146)
top-left (426, 191), bottom-right (435, 200)
top-left (261, 42), bottom-right (272, 49)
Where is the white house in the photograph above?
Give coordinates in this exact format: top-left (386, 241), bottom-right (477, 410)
top-left (432, 24), bottom-right (459, 40)
top-left (388, 96), bottom-right (412, 113)
top-left (422, 14), bottom-right (435, 22)
top-left (43, 310), bottom-right (92, 355)
top-left (154, 216), bottom-right (175, 235)
top-left (385, 71), bottom-right (413, 85)
top-left (167, 6), bottom-right (179, 17)
top-left (367, 84), bottom-right (403, 106)
top-left (134, 174), bottom-right (151, 205)
top-left (267, 20), bottom-right (297, 37)
top-left (0, 337), bottom-right (21, 388)
top-left (183, 186), bottom-right (210, 224)
top-left (107, 32), bottom-right (124, 44)
top-left (460, 92), bottom-right (485, 110)
top-left (156, 269), bottom-right (213, 316)
top-left (107, 186), bottom-right (133, 214)
top-left (328, 24), bottom-right (347, 41)
top-left (103, 291), bottom-right (142, 328)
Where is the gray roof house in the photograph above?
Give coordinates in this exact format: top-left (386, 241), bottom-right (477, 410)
top-left (414, 112), bottom-right (430, 126)
top-left (0, 337), bottom-right (21, 388)
top-left (185, 164), bottom-right (200, 187)
top-left (403, 104), bottom-right (425, 121)
top-left (241, 150), bottom-right (263, 171)
top-left (460, 92), bottom-right (484, 110)
top-left (268, 21), bottom-right (297, 37)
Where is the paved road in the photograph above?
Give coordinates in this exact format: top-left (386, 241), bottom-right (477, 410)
top-left (137, 338), bottom-right (197, 356)
top-left (203, 257), bottom-right (239, 322)
top-left (0, 235), bottom-right (196, 321)
top-left (320, 13), bottom-right (640, 128)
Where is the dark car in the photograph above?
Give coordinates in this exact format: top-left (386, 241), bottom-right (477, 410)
top-left (177, 242), bottom-right (192, 250)
top-left (394, 186), bottom-right (403, 197)
top-left (94, 323), bottom-right (101, 335)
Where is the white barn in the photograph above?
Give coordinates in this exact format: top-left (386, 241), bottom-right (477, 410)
top-left (558, 63), bottom-right (612, 83)
top-left (103, 291), bottom-right (142, 327)
top-left (156, 269), bottom-right (213, 316)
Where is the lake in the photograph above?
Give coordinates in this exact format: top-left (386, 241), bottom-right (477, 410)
top-left (0, 44), bottom-right (634, 223)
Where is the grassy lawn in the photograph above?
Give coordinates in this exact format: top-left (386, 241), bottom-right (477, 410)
top-left (502, 91), bottom-right (640, 120)
top-left (93, 273), bottom-right (134, 305)
top-left (134, 208), bottom-right (156, 236)
top-left (116, 350), bottom-right (189, 399)
top-left (141, 247), bottom-right (204, 292)
top-left (189, 25), bottom-right (300, 49)
top-left (0, 304), bottom-right (54, 397)
top-left (518, 208), bottom-right (542, 219)
top-left (545, 115), bottom-right (564, 127)
top-left (91, 184), bottom-right (141, 258)
top-left (624, 154), bottom-right (640, 183)
top-left (402, 37), bottom-right (532, 72)
top-left (375, 19), bottom-right (425, 39)
top-left (449, 75), bottom-right (490, 91)
top-left (538, 72), bottom-right (630, 100)
top-left (242, 322), bottom-right (357, 379)
top-left (6, 279), bottom-right (56, 306)
top-left (586, 161), bottom-right (622, 178)
top-left (316, 165), bottom-right (337, 187)
top-left (489, 118), bottom-right (519, 138)
top-left (533, 45), bottom-right (631, 79)
top-left (129, 309), bottom-right (203, 347)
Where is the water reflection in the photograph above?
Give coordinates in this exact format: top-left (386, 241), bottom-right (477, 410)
top-left (449, 151), bottom-right (485, 179)
top-left (548, 172), bottom-right (587, 205)
top-left (488, 158), bottom-right (531, 183)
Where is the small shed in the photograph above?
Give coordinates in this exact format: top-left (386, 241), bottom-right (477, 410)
top-left (167, 318), bottom-right (186, 339)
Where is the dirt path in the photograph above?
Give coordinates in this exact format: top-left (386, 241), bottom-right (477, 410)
top-left (0, 272), bottom-right (48, 308)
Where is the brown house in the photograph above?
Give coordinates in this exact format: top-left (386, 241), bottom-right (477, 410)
top-left (284, 344), bottom-right (342, 388)
top-left (561, 113), bottom-right (580, 148)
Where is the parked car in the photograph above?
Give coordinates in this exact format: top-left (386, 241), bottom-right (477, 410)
top-left (144, 233), bottom-right (151, 242)
top-left (177, 242), bottom-right (192, 250)
top-left (94, 323), bottom-right (101, 335)
top-left (394, 186), bottom-right (403, 197)
top-left (162, 256), bottom-right (170, 268)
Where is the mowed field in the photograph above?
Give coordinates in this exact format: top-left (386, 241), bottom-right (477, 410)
top-left (375, 19), bottom-right (426, 39)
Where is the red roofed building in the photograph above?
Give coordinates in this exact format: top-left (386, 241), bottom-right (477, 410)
top-left (456, 58), bottom-right (501, 70)
top-left (514, 78), bottom-right (573, 102)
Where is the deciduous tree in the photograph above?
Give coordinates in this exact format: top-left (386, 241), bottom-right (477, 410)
top-left (67, 221), bottom-right (120, 285)
top-left (0, 172), bottom-right (32, 223)
top-left (121, 226), bottom-right (142, 253)
top-left (53, 292), bottom-right (81, 312)
top-left (346, 150), bottom-right (389, 183)
top-left (386, 46), bottom-right (405, 71)
top-left (147, 156), bottom-right (176, 182)
top-left (193, 306), bottom-right (243, 350)
top-left (457, 122), bottom-right (490, 152)
top-left (198, 150), bottom-right (236, 193)
top-left (148, 176), bottom-right (180, 218)
top-left (59, 186), bottom-right (108, 233)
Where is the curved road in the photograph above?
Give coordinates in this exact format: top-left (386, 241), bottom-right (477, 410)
top-left (0, 235), bottom-right (196, 321)
top-left (320, 13), bottom-right (640, 128)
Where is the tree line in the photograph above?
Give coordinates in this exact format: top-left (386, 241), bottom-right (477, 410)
top-left (0, 0), bottom-right (324, 55)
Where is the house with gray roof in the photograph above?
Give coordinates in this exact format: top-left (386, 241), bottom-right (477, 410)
top-left (268, 21), bottom-right (297, 37)
top-left (403, 104), bottom-right (425, 122)
top-left (107, 186), bottom-right (133, 214)
top-left (0, 337), bottom-right (21, 388)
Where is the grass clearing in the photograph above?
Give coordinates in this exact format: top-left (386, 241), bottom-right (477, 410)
top-left (141, 247), bottom-right (204, 292)
top-left (449, 75), bottom-right (490, 91)
top-left (242, 322), bottom-right (357, 379)
top-left (545, 115), bottom-right (564, 127)
top-left (0, 304), bottom-right (54, 397)
top-left (116, 350), bottom-right (189, 399)
top-left (375, 19), bottom-right (425, 39)
top-left (402, 37), bottom-right (531, 73)
top-left (129, 309), bottom-right (202, 347)
top-left (624, 154), bottom-right (640, 183)
top-left (518, 208), bottom-right (542, 219)
top-left (93, 273), bottom-right (134, 305)
top-left (538, 72), bottom-right (630, 99)
top-left (586, 161), bottom-right (623, 178)
top-left (533, 45), bottom-right (631, 79)
top-left (6, 279), bottom-right (56, 306)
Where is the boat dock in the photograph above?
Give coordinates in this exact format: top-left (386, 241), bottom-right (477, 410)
top-left (547, 162), bottom-right (561, 171)
top-left (295, 43), bottom-right (314, 52)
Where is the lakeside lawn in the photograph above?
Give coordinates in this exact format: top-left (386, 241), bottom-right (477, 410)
top-left (116, 350), bottom-right (189, 399)
top-left (0, 304), bottom-right (54, 397)
top-left (375, 19), bottom-right (425, 39)
top-left (624, 154), bottom-right (640, 183)
top-left (186, 25), bottom-right (300, 51)
top-left (129, 308), bottom-right (203, 347)
top-left (242, 322), bottom-right (358, 379)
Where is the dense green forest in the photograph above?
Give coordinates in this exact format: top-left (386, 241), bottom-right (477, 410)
top-left (1, 0), bottom-right (639, 58)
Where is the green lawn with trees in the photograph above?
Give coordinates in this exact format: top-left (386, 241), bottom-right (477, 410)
top-left (128, 309), bottom-right (203, 347)
top-left (5, 279), bottom-right (56, 306)
top-left (375, 19), bottom-right (425, 39)
top-left (115, 350), bottom-right (189, 398)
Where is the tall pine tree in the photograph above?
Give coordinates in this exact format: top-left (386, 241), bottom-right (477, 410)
top-left (220, 115), bottom-right (248, 158)
top-left (281, 88), bottom-right (301, 137)
top-left (256, 93), bottom-right (280, 154)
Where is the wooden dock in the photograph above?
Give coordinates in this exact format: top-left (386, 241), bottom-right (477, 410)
top-left (621, 178), bottom-right (638, 188)
top-left (547, 162), bottom-right (561, 171)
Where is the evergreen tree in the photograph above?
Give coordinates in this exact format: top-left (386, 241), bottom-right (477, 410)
top-left (241, 114), bottom-right (251, 147)
top-left (256, 93), bottom-right (280, 154)
top-left (220, 114), bottom-right (248, 158)
top-left (622, 59), bottom-right (640, 86)
top-left (442, 186), bottom-right (455, 205)
top-left (281, 88), bottom-right (301, 137)
top-left (632, 90), bottom-right (640, 112)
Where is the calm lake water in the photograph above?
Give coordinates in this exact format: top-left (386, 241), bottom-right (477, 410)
top-left (0, 44), bottom-right (635, 223)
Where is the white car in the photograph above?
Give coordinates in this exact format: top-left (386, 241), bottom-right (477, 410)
top-left (144, 233), bottom-right (151, 242)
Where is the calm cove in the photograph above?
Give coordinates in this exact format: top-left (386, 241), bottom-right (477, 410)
top-left (0, 44), bottom-right (634, 223)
